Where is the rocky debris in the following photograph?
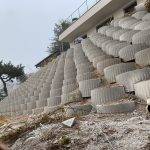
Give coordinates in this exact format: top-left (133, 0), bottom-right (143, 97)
top-left (0, 103), bottom-right (147, 150)
top-left (62, 118), bottom-right (76, 127)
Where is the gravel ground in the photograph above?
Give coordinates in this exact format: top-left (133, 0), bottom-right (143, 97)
top-left (9, 103), bottom-right (150, 150)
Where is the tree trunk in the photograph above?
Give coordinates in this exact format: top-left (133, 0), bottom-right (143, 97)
top-left (0, 77), bottom-right (8, 96)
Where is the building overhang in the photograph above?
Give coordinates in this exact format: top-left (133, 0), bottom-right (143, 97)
top-left (59, 0), bottom-right (135, 43)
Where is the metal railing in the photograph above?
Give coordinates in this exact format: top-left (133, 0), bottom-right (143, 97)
top-left (66, 0), bottom-right (101, 25)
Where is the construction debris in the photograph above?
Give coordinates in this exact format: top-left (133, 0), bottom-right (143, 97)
top-left (62, 117), bottom-right (76, 127)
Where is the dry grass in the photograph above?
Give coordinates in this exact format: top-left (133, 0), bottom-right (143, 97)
top-left (0, 116), bottom-right (10, 127)
top-left (0, 108), bottom-right (69, 144)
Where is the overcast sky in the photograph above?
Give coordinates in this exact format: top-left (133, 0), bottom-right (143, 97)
top-left (0, 0), bottom-right (84, 73)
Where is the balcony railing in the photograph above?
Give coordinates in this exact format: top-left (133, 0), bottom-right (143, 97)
top-left (66, 0), bottom-right (101, 25)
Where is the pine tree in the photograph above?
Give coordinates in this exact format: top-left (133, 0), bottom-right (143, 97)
top-left (0, 61), bottom-right (25, 97)
top-left (47, 20), bottom-right (70, 55)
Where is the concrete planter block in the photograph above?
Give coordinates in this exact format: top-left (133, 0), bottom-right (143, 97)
top-left (64, 74), bottom-right (76, 80)
top-left (135, 48), bottom-right (150, 66)
top-left (77, 66), bottom-right (94, 75)
top-left (96, 37), bottom-right (111, 48)
top-left (88, 52), bottom-right (105, 62)
top-left (132, 11), bottom-right (147, 20)
top-left (97, 58), bottom-right (121, 75)
top-left (104, 63), bottom-right (136, 83)
top-left (27, 101), bottom-right (36, 110)
top-left (77, 72), bottom-right (97, 82)
top-left (98, 26), bottom-right (112, 35)
top-left (134, 79), bottom-right (150, 100)
top-left (62, 83), bottom-right (78, 95)
top-left (112, 29), bottom-right (129, 40)
top-left (118, 17), bottom-right (133, 26)
top-left (113, 19), bottom-right (122, 27)
top-left (121, 19), bottom-right (139, 29)
top-left (76, 61), bottom-right (92, 69)
top-left (142, 13), bottom-right (150, 21)
top-left (93, 55), bottom-right (112, 68)
top-left (116, 68), bottom-right (150, 92)
top-left (63, 78), bottom-right (77, 86)
top-left (64, 104), bottom-right (93, 117)
top-left (134, 21), bottom-right (150, 30)
top-left (120, 30), bottom-right (139, 43)
top-left (47, 96), bottom-right (61, 107)
top-left (108, 42), bottom-right (129, 57)
top-left (91, 86), bottom-right (126, 105)
top-left (44, 105), bottom-right (60, 114)
top-left (75, 59), bottom-right (90, 66)
top-left (51, 81), bottom-right (63, 89)
top-left (21, 104), bottom-right (27, 110)
top-left (101, 39), bottom-right (114, 51)
top-left (96, 101), bottom-right (135, 114)
top-left (135, 3), bottom-right (146, 11)
top-left (79, 78), bottom-right (102, 97)
top-left (130, 21), bottom-right (143, 30)
top-left (36, 100), bottom-right (47, 108)
top-left (103, 41), bottom-right (120, 53)
top-left (132, 29), bottom-right (150, 46)
top-left (61, 90), bottom-right (82, 104)
top-left (32, 107), bottom-right (44, 115)
top-left (106, 27), bottom-right (121, 37)
top-left (23, 110), bottom-right (32, 115)
top-left (119, 44), bottom-right (148, 61)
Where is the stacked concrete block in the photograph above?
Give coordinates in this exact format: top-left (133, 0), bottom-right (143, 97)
top-left (96, 101), bottom-right (135, 114)
top-left (102, 40), bottom-right (120, 54)
top-left (134, 21), bottom-right (150, 30)
top-left (142, 13), bottom-right (150, 21)
top-left (118, 17), bottom-right (138, 28)
top-left (2, 8), bottom-right (150, 117)
top-left (64, 103), bottom-right (93, 117)
top-left (134, 79), bottom-right (150, 100)
top-left (91, 86), bottom-right (126, 105)
top-left (135, 48), bottom-right (150, 67)
top-left (116, 68), bottom-right (150, 92)
top-left (96, 36), bottom-right (111, 48)
top-left (93, 55), bottom-right (112, 68)
top-left (98, 26), bottom-right (113, 35)
top-left (74, 41), bottom-right (102, 98)
top-left (119, 30), bottom-right (139, 43)
top-left (121, 18), bottom-right (139, 29)
top-left (97, 58), bottom-right (121, 75)
top-left (104, 63), bottom-right (136, 83)
top-left (132, 29), bottom-right (150, 46)
top-left (61, 48), bottom-right (81, 105)
top-left (79, 78), bottom-right (102, 97)
top-left (113, 19), bottom-right (122, 27)
top-left (105, 27), bottom-right (121, 37)
top-left (0, 61), bottom-right (56, 116)
top-left (132, 11), bottom-right (147, 20)
top-left (107, 42), bottom-right (129, 57)
top-left (77, 72), bottom-right (97, 82)
top-left (119, 44), bottom-right (148, 61)
top-left (91, 86), bottom-right (135, 114)
top-left (118, 17), bottom-right (134, 26)
top-left (135, 3), bottom-right (146, 11)
top-left (112, 29), bottom-right (130, 40)
top-left (130, 21), bottom-right (143, 29)
top-left (47, 53), bottom-right (66, 108)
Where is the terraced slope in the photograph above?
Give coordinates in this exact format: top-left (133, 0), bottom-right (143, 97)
top-left (1, 4), bottom-right (150, 116)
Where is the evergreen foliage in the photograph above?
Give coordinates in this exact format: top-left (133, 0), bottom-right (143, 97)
top-left (0, 61), bottom-right (25, 99)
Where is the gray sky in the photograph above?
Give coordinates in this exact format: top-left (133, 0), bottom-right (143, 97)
top-left (0, 0), bottom-right (84, 73)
